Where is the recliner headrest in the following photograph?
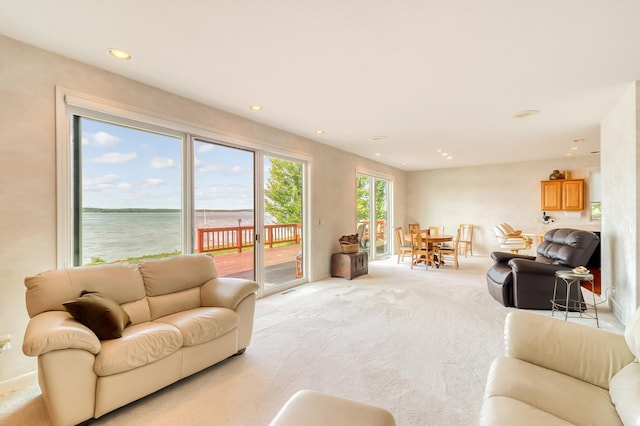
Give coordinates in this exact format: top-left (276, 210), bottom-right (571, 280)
top-left (536, 228), bottom-right (599, 267)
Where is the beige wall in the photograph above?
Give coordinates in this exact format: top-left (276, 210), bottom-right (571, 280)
top-left (406, 156), bottom-right (601, 256)
top-left (601, 81), bottom-right (639, 323)
top-left (3, 32), bottom-right (639, 387)
top-left (0, 35), bottom-right (407, 383)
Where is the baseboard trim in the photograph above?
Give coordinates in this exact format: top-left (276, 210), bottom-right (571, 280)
top-left (610, 296), bottom-right (628, 325)
top-left (0, 371), bottom-right (38, 395)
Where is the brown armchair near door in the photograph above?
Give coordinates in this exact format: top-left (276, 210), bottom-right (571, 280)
top-left (486, 228), bottom-right (600, 309)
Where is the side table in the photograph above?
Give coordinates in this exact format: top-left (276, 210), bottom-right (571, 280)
top-left (551, 270), bottom-right (599, 327)
top-left (331, 251), bottom-right (368, 280)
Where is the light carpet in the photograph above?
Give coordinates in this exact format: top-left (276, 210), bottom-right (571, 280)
top-left (0, 256), bottom-right (623, 426)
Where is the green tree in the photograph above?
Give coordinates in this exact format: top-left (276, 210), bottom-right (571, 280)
top-left (357, 175), bottom-right (388, 221)
top-left (357, 175), bottom-right (370, 221)
top-left (265, 158), bottom-right (302, 224)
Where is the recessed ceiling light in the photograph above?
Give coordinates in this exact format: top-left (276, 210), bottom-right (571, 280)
top-left (375, 153), bottom-right (381, 156)
top-left (249, 105), bottom-right (263, 111)
top-left (108, 48), bottom-right (131, 60)
top-left (570, 146), bottom-right (578, 150)
top-left (436, 149), bottom-right (443, 153)
top-left (446, 156), bottom-right (453, 160)
top-left (566, 153), bottom-right (573, 157)
top-left (514, 109), bottom-right (539, 118)
top-left (370, 136), bottom-right (386, 142)
top-left (441, 152), bottom-right (448, 157)
top-left (573, 138), bottom-right (585, 143)
top-left (314, 130), bottom-right (325, 135)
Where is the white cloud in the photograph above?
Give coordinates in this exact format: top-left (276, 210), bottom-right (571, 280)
top-left (142, 178), bottom-right (164, 188)
top-left (82, 131), bottom-right (121, 147)
top-left (91, 152), bottom-right (138, 164)
top-left (198, 144), bottom-right (214, 153)
top-left (151, 157), bottom-right (176, 169)
top-left (198, 163), bottom-right (225, 172)
top-left (94, 131), bottom-right (121, 146)
top-left (226, 184), bottom-right (252, 199)
top-left (230, 166), bottom-right (244, 174)
top-left (83, 174), bottom-right (120, 190)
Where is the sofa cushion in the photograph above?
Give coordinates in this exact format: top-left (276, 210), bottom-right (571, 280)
top-left (94, 322), bottom-right (183, 376)
top-left (63, 291), bottom-right (131, 340)
top-left (155, 307), bottom-right (239, 346)
top-left (479, 396), bottom-right (574, 426)
top-left (139, 254), bottom-right (217, 297)
top-left (485, 357), bottom-right (622, 426)
top-left (147, 286), bottom-right (201, 321)
top-left (609, 363), bottom-right (640, 426)
top-left (24, 263), bottom-right (145, 318)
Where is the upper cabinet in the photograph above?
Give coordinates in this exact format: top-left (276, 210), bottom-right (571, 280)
top-left (541, 179), bottom-right (585, 211)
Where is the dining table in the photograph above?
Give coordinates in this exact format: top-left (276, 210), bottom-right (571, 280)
top-left (404, 232), bottom-right (454, 268)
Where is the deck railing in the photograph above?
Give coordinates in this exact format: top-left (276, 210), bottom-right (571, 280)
top-left (358, 219), bottom-right (387, 240)
top-left (197, 223), bottom-right (301, 253)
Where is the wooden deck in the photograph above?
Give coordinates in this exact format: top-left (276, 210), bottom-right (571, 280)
top-left (211, 243), bottom-right (302, 287)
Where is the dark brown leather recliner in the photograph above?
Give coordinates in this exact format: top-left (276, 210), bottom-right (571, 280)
top-left (486, 228), bottom-right (600, 309)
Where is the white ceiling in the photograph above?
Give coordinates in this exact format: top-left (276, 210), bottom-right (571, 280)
top-left (2, 1), bottom-right (640, 170)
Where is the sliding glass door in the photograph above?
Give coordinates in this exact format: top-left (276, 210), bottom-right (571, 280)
top-left (67, 109), bottom-right (307, 296)
top-left (194, 140), bottom-right (255, 280)
top-left (263, 155), bottom-right (305, 292)
top-left (193, 143), bottom-right (306, 293)
top-left (357, 173), bottom-right (391, 259)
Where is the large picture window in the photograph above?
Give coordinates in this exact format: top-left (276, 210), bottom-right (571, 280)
top-left (72, 117), bottom-right (183, 265)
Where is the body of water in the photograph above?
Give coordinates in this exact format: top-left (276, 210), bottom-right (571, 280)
top-left (82, 210), bottom-right (258, 264)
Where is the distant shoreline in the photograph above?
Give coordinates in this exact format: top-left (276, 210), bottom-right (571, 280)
top-left (84, 208), bottom-right (254, 213)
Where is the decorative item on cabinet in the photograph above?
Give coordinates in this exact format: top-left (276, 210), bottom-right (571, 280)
top-left (549, 169), bottom-right (565, 180)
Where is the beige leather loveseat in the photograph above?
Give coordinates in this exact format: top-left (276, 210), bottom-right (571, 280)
top-left (22, 254), bottom-right (259, 426)
top-left (480, 309), bottom-right (640, 425)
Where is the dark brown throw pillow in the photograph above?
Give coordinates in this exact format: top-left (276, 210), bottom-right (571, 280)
top-left (63, 290), bottom-right (131, 340)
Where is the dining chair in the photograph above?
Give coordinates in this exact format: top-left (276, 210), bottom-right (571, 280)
top-left (428, 226), bottom-right (447, 255)
top-left (427, 226), bottom-right (444, 236)
top-left (438, 227), bottom-right (460, 269)
top-left (458, 224), bottom-right (474, 257)
top-left (408, 223), bottom-right (420, 233)
top-left (428, 226), bottom-right (445, 250)
top-left (394, 226), bottom-right (412, 263)
top-left (410, 228), bottom-right (436, 270)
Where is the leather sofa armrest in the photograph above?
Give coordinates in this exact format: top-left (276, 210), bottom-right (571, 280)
top-left (508, 258), bottom-right (566, 274)
top-left (201, 277), bottom-right (259, 310)
top-left (490, 252), bottom-right (534, 263)
top-left (22, 311), bottom-right (101, 357)
top-left (505, 311), bottom-right (635, 389)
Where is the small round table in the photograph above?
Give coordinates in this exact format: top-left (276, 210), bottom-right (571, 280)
top-left (551, 270), bottom-right (599, 327)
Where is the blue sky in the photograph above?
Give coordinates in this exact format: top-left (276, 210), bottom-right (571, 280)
top-left (81, 118), bottom-right (258, 210)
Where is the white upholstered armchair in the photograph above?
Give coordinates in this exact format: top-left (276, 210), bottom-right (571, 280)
top-left (493, 223), bottom-right (531, 253)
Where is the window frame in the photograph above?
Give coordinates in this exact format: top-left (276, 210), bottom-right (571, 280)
top-left (55, 87), bottom-right (312, 289)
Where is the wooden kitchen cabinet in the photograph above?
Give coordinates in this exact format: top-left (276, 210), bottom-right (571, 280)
top-left (541, 179), bottom-right (584, 211)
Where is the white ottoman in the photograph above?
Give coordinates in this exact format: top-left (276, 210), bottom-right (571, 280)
top-left (270, 390), bottom-right (397, 426)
